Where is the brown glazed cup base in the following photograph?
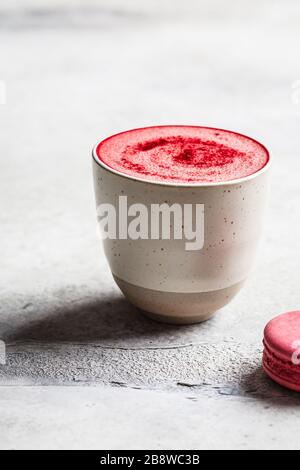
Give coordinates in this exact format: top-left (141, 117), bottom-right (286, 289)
top-left (114, 275), bottom-right (243, 325)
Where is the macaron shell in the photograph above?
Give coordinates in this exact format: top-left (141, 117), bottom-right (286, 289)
top-left (263, 344), bottom-right (300, 392)
top-left (263, 310), bottom-right (300, 363)
top-left (263, 363), bottom-right (300, 392)
top-left (263, 310), bottom-right (300, 392)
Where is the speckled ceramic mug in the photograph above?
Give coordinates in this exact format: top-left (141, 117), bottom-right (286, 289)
top-left (92, 128), bottom-right (271, 324)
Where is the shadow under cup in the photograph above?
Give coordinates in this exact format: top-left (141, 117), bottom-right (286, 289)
top-left (92, 129), bottom-right (271, 325)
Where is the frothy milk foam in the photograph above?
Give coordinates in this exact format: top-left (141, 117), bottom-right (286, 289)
top-left (96, 126), bottom-right (269, 184)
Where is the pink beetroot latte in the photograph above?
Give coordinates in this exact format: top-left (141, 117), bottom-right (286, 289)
top-left (95, 126), bottom-right (269, 184)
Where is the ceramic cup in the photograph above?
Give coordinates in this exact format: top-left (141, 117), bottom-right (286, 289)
top-left (92, 127), bottom-right (271, 324)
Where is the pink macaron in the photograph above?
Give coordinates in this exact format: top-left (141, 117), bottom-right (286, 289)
top-left (263, 311), bottom-right (300, 392)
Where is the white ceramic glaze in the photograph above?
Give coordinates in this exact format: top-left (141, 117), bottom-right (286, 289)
top-left (92, 127), bottom-right (271, 324)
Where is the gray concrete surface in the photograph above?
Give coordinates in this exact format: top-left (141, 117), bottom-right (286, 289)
top-left (1, 0), bottom-right (300, 449)
top-left (2, 385), bottom-right (300, 450)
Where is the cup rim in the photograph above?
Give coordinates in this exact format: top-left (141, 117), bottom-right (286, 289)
top-left (92, 125), bottom-right (271, 188)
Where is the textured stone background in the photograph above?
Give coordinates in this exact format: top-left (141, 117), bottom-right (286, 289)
top-left (1, 0), bottom-right (300, 449)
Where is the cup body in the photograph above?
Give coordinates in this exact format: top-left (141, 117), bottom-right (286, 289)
top-left (92, 134), bottom-right (270, 324)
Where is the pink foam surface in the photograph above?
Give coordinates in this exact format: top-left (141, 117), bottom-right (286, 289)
top-left (96, 126), bottom-right (269, 184)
